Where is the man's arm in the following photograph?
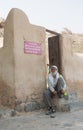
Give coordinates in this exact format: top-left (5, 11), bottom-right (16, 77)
top-left (48, 76), bottom-right (57, 95)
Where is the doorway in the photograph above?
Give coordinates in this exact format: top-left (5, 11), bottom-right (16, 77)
top-left (48, 35), bottom-right (61, 73)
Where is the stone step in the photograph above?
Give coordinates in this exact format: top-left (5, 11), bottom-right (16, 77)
top-left (52, 92), bottom-right (83, 112)
top-left (69, 101), bottom-right (83, 112)
top-left (55, 101), bottom-right (83, 112)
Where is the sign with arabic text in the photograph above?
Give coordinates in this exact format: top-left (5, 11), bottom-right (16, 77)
top-left (24, 41), bottom-right (42, 55)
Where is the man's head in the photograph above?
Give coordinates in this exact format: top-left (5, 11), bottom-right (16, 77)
top-left (51, 65), bottom-right (58, 77)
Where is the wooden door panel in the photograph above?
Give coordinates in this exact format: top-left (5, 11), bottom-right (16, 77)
top-left (48, 35), bottom-right (61, 72)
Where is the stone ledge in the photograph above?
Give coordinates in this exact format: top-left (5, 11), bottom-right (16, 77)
top-left (52, 92), bottom-right (83, 112)
top-left (15, 101), bottom-right (45, 112)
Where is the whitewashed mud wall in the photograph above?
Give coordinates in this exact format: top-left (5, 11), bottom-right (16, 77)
top-left (60, 34), bottom-right (83, 101)
top-left (0, 8), bottom-right (46, 107)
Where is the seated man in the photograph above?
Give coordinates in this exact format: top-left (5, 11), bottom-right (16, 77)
top-left (44, 65), bottom-right (68, 115)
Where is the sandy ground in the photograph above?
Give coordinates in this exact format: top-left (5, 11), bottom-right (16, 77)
top-left (0, 109), bottom-right (83, 130)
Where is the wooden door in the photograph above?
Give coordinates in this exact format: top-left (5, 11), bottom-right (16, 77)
top-left (48, 35), bottom-right (61, 72)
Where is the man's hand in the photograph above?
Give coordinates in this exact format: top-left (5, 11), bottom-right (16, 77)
top-left (52, 90), bottom-right (57, 95)
top-left (61, 90), bottom-right (65, 94)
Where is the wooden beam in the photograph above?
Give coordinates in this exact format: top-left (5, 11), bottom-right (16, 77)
top-left (46, 28), bottom-right (60, 35)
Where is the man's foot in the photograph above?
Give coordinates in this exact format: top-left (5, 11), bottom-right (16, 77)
top-left (46, 108), bottom-right (56, 115)
top-left (50, 113), bottom-right (56, 118)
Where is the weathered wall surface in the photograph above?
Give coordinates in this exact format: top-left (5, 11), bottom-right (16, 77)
top-left (0, 8), bottom-right (46, 107)
top-left (13, 9), bottom-right (46, 102)
top-left (0, 11), bottom-right (15, 107)
top-left (60, 34), bottom-right (83, 101)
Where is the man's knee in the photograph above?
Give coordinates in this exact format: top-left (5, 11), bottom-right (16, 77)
top-left (57, 77), bottom-right (64, 86)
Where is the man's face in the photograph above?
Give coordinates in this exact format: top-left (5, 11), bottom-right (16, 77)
top-left (51, 67), bottom-right (57, 73)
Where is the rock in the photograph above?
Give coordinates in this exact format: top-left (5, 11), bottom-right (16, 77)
top-left (15, 103), bottom-right (25, 112)
top-left (11, 110), bottom-right (16, 117)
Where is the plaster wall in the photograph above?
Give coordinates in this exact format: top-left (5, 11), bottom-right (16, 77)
top-left (0, 8), bottom-right (46, 106)
top-left (0, 11), bottom-right (15, 106)
top-left (60, 34), bottom-right (83, 100)
top-left (13, 9), bottom-right (46, 102)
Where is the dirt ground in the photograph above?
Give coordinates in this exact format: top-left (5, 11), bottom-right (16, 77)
top-left (0, 109), bottom-right (83, 130)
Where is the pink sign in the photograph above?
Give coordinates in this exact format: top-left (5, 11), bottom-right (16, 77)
top-left (24, 41), bottom-right (42, 55)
